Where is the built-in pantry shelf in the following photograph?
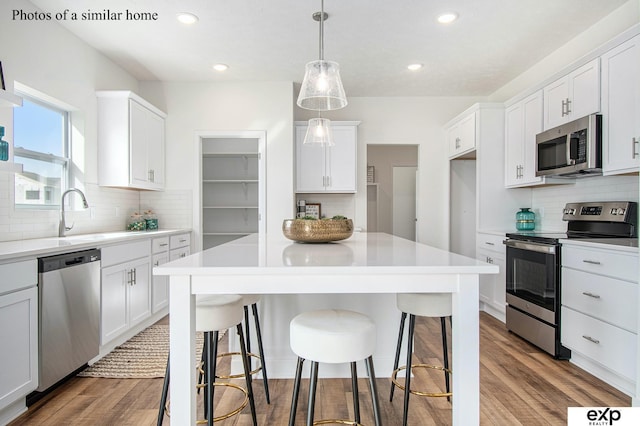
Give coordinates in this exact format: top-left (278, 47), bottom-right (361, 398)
top-left (201, 137), bottom-right (263, 250)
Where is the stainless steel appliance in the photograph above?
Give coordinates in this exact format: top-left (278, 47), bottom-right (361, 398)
top-left (535, 114), bottom-right (602, 177)
top-left (504, 201), bottom-right (637, 358)
top-left (35, 249), bottom-right (101, 393)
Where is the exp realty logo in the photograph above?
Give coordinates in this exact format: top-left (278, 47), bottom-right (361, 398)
top-left (568, 407), bottom-right (640, 426)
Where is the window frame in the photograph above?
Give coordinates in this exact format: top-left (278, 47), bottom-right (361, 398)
top-left (13, 94), bottom-right (71, 210)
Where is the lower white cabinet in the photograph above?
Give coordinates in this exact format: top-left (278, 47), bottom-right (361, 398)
top-left (151, 237), bottom-right (170, 313)
top-left (475, 232), bottom-right (506, 321)
top-left (0, 260), bottom-right (38, 414)
top-left (101, 241), bottom-right (152, 345)
top-left (561, 242), bottom-right (638, 395)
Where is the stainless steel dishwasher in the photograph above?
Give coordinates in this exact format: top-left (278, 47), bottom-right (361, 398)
top-left (36, 248), bottom-right (101, 392)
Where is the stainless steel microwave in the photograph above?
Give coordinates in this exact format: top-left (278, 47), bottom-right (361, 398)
top-left (535, 114), bottom-right (602, 177)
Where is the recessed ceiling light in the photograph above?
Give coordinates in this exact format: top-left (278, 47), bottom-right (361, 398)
top-left (437, 12), bottom-right (458, 24)
top-left (213, 64), bottom-right (229, 72)
top-left (408, 64), bottom-right (424, 71)
top-left (176, 12), bottom-right (198, 25)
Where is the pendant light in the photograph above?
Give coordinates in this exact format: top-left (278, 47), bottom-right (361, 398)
top-left (303, 117), bottom-right (335, 146)
top-left (297, 0), bottom-right (347, 111)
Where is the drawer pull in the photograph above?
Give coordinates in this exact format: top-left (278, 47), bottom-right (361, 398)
top-left (582, 259), bottom-right (601, 265)
top-left (581, 291), bottom-right (601, 299)
top-left (582, 335), bottom-right (600, 345)
top-left (159, 243), bottom-right (169, 247)
top-left (485, 242), bottom-right (495, 246)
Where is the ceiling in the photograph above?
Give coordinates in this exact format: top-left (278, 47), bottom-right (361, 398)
top-left (30, 0), bottom-right (629, 97)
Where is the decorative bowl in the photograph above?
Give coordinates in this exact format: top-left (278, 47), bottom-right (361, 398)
top-left (282, 219), bottom-right (354, 243)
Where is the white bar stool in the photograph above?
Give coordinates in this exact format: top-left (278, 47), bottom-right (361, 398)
top-left (390, 293), bottom-right (452, 426)
top-left (157, 294), bottom-right (258, 426)
top-left (288, 309), bottom-right (382, 426)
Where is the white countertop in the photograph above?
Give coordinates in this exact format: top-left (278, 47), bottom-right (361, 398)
top-left (560, 238), bottom-right (639, 253)
top-left (156, 232), bottom-right (498, 278)
top-left (0, 229), bottom-right (189, 262)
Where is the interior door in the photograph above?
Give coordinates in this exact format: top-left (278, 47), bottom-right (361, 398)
top-left (392, 166), bottom-right (417, 241)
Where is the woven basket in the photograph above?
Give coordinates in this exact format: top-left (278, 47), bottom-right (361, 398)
top-left (282, 219), bottom-right (353, 243)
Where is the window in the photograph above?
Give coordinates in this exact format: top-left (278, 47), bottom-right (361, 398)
top-left (13, 97), bottom-right (70, 208)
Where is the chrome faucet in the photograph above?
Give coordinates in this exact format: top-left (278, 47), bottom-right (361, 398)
top-left (59, 188), bottom-right (89, 237)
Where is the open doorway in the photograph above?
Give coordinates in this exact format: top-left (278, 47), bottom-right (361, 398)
top-left (366, 145), bottom-right (419, 240)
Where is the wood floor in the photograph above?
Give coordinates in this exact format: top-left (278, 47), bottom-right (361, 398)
top-left (10, 312), bottom-right (630, 425)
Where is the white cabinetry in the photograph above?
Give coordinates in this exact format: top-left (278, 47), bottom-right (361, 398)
top-left (101, 240), bottom-right (151, 345)
top-left (543, 58), bottom-right (600, 130)
top-left (476, 233), bottom-right (506, 321)
top-left (201, 136), bottom-right (264, 250)
top-left (169, 233), bottom-right (191, 261)
top-left (97, 91), bottom-right (166, 190)
top-left (447, 112), bottom-right (476, 159)
top-left (504, 91), bottom-right (547, 187)
top-left (0, 260), bottom-right (38, 418)
top-left (561, 242), bottom-right (638, 395)
top-left (151, 237), bottom-right (170, 313)
top-left (295, 121), bottom-right (359, 193)
top-left (601, 34), bottom-right (640, 175)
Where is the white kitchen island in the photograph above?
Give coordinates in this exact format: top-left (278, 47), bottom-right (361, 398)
top-left (154, 232), bottom-right (498, 425)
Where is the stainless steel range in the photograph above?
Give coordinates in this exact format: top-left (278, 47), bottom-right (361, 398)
top-left (503, 201), bottom-right (637, 359)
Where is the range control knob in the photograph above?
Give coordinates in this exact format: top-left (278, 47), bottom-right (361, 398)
top-left (611, 208), bottom-right (618, 215)
top-left (617, 208), bottom-right (626, 216)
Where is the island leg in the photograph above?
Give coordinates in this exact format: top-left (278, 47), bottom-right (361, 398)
top-left (169, 275), bottom-right (197, 423)
top-left (451, 274), bottom-right (480, 425)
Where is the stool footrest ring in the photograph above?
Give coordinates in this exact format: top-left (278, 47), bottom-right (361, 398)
top-left (165, 382), bottom-right (249, 423)
top-left (313, 420), bottom-right (364, 426)
top-left (391, 364), bottom-right (452, 398)
top-left (198, 351), bottom-right (263, 379)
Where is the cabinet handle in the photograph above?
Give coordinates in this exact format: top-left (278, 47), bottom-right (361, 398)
top-left (179, 239), bottom-right (187, 243)
top-left (485, 242), bottom-right (495, 246)
top-left (485, 257), bottom-right (493, 264)
top-left (159, 243), bottom-right (169, 247)
top-left (180, 253), bottom-right (186, 258)
top-left (327, 176), bottom-right (331, 187)
top-left (132, 268), bottom-right (137, 285)
top-left (561, 99), bottom-right (567, 116)
top-left (154, 261), bottom-right (160, 267)
top-left (582, 335), bottom-right (600, 345)
top-left (126, 270), bottom-right (132, 285)
top-left (582, 291), bottom-right (601, 299)
top-left (632, 137), bottom-right (639, 159)
top-left (566, 98), bottom-right (571, 114)
top-left (582, 259), bottom-right (601, 265)
top-left (455, 137), bottom-right (461, 149)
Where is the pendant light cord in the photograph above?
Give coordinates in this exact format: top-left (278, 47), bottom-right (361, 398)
top-left (319, 0), bottom-right (324, 61)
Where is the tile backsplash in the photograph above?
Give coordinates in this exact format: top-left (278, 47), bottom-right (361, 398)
top-left (0, 171), bottom-right (193, 242)
top-left (531, 175), bottom-right (639, 231)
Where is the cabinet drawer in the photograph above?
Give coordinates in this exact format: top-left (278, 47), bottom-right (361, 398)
top-left (476, 233), bottom-right (505, 253)
top-left (101, 240), bottom-right (151, 268)
top-left (170, 233), bottom-right (191, 249)
top-left (562, 245), bottom-right (638, 282)
top-left (152, 237), bottom-right (170, 254)
top-left (0, 260), bottom-right (37, 295)
top-left (170, 247), bottom-right (190, 261)
top-left (562, 268), bottom-right (637, 332)
top-left (561, 307), bottom-right (637, 381)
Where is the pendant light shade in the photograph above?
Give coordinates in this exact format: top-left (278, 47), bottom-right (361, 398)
top-left (297, 60), bottom-right (347, 110)
top-left (297, 0), bottom-right (347, 112)
top-left (303, 118), bottom-right (335, 146)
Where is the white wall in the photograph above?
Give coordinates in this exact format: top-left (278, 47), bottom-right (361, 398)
top-left (139, 81), bottom-right (295, 240)
top-left (0, 0), bottom-right (142, 242)
top-left (297, 96), bottom-right (483, 248)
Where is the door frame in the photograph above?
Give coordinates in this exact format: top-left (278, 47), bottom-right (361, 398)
top-left (193, 130), bottom-right (266, 252)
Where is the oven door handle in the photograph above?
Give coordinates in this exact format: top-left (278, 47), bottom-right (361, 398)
top-left (503, 239), bottom-right (556, 254)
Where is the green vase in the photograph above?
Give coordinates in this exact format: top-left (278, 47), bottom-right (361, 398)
top-left (516, 208), bottom-right (535, 231)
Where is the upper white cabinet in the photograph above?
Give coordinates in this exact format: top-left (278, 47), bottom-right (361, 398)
top-left (601, 34), bottom-right (640, 175)
top-left (543, 58), bottom-right (600, 130)
top-left (447, 111), bottom-right (476, 159)
top-left (505, 91), bottom-right (544, 187)
top-left (295, 121), bottom-right (359, 193)
top-left (97, 91), bottom-right (166, 191)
